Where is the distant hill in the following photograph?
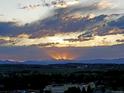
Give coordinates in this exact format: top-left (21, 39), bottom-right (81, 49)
top-left (0, 58), bottom-right (124, 65)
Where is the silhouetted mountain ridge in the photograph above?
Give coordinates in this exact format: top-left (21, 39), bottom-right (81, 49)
top-left (0, 58), bottom-right (124, 65)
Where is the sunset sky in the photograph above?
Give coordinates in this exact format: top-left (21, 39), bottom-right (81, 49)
top-left (0, 0), bottom-right (124, 61)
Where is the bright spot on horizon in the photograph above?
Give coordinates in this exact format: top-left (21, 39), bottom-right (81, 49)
top-left (48, 51), bottom-right (77, 60)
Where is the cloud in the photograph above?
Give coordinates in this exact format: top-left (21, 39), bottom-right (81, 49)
top-left (17, 33), bottom-right (31, 38)
top-left (0, 40), bottom-right (9, 45)
top-left (0, 6), bottom-right (124, 48)
top-left (54, 0), bottom-right (80, 8)
top-left (0, 32), bottom-right (124, 48)
top-left (116, 39), bottom-right (124, 43)
top-left (96, 0), bottom-right (112, 9)
top-left (0, 15), bottom-right (3, 16)
top-left (19, 4), bottom-right (42, 10)
top-left (61, 13), bottom-right (96, 22)
top-left (107, 28), bottom-right (124, 35)
top-left (42, 0), bottom-right (80, 8)
top-left (53, 0), bottom-right (119, 17)
top-left (108, 16), bottom-right (124, 29)
top-left (0, 0), bottom-right (124, 61)
top-left (0, 2), bottom-right (123, 37)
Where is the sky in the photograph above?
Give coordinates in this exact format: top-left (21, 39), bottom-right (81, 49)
top-left (0, 0), bottom-right (124, 61)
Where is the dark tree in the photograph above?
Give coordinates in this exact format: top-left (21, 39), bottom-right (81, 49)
top-left (64, 87), bottom-right (81, 93)
top-left (101, 86), bottom-right (106, 93)
top-left (44, 90), bottom-right (51, 93)
top-left (87, 85), bottom-right (93, 93)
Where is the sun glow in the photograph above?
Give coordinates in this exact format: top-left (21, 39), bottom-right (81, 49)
top-left (48, 52), bottom-right (76, 60)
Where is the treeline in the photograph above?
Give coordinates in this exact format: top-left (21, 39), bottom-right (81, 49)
top-left (0, 70), bottom-right (124, 90)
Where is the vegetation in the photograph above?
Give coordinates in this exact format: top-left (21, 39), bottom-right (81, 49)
top-left (64, 87), bottom-right (81, 93)
top-left (0, 64), bottom-right (124, 90)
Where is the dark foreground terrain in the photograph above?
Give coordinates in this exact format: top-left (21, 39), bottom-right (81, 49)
top-left (0, 63), bottom-right (124, 92)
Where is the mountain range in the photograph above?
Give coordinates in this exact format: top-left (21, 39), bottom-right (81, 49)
top-left (0, 58), bottom-right (124, 65)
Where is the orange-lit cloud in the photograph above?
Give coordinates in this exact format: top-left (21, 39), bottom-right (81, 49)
top-left (0, 32), bottom-right (124, 48)
top-left (54, 0), bottom-right (80, 8)
top-left (108, 28), bottom-right (124, 35)
top-left (96, 0), bottom-right (112, 9)
top-left (17, 33), bottom-right (31, 38)
top-left (62, 13), bottom-right (96, 21)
